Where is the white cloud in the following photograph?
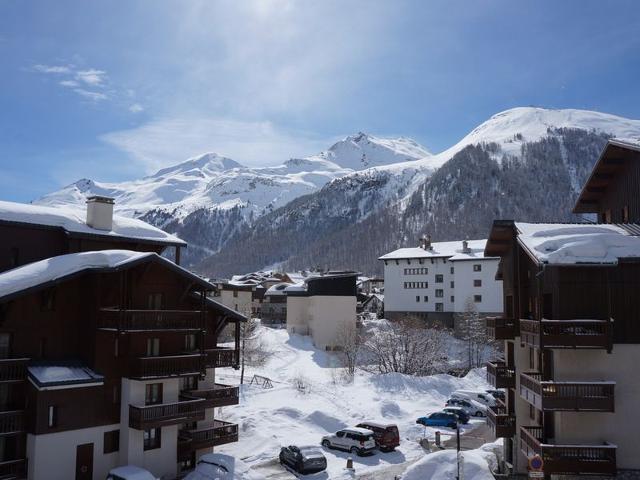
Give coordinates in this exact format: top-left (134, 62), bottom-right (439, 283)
top-left (75, 69), bottom-right (107, 86)
top-left (59, 80), bottom-right (79, 88)
top-left (74, 89), bottom-right (108, 101)
top-left (32, 64), bottom-right (73, 74)
top-left (128, 103), bottom-right (144, 113)
top-left (101, 116), bottom-right (336, 172)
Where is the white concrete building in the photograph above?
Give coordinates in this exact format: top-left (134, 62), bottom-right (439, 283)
top-left (285, 272), bottom-right (357, 350)
top-left (379, 237), bottom-right (503, 329)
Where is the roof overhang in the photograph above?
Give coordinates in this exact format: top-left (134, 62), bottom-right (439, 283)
top-left (484, 220), bottom-right (516, 257)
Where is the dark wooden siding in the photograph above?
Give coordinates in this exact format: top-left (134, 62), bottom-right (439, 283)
top-left (597, 155), bottom-right (640, 223)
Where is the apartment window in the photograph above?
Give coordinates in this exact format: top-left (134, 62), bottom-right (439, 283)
top-left (424, 296), bottom-right (428, 302)
top-left (474, 295), bottom-right (482, 303)
top-left (404, 282), bottom-right (408, 289)
top-left (435, 274), bottom-right (443, 283)
top-left (146, 338), bottom-right (160, 357)
top-left (416, 296), bottom-right (420, 303)
top-left (450, 281), bottom-right (454, 288)
top-left (145, 383), bottom-right (163, 405)
top-left (180, 376), bottom-right (197, 392)
top-left (40, 288), bottom-right (56, 311)
top-left (474, 279), bottom-right (482, 287)
top-left (112, 385), bottom-right (120, 404)
top-left (143, 428), bottom-right (161, 451)
top-left (407, 259), bottom-right (411, 265)
top-left (233, 290), bottom-right (238, 298)
top-left (473, 264), bottom-right (482, 272)
top-left (184, 334), bottom-right (197, 351)
top-left (395, 260), bottom-right (399, 265)
top-left (103, 430), bottom-right (119, 454)
top-left (435, 289), bottom-right (443, 298)
top-left (450, 266), bottom-right (454, 274)
top-left (384, 260), bottom-right (388, 266)
top-left (403, 268), bottom-right (407, 275)
top-left (419, 259), bottom-right (424, 265)
top-left (529, 347), bottom-right (535, 369)
top-left (47, 405), bottom-right (57, 428)
top-left (435, 303), bottom-right (444, 312)
top-left (147, 293), bottom-right (163, 310)
top-left (529, 404), bottom-right (537, 422)
top-left (450, 296), bottom-right (455, 303)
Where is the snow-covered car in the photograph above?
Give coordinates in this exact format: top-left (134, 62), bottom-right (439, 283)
top-left (106, 466), bottom-right (158, 480)
top-left (184, 453), bottom-right (234, 480)
top-left (442, 406), bottom-right (470, 424)
top-left (485, 389), bottom-right (505, 402)
top-left (321, 427), bottom-right (377, 456)
top-left (445, 397), bottom-right (486, 417)
top-left (451, 390), bottom-right (497, 407)
top-left (279, 445), bottom-right (327, 474)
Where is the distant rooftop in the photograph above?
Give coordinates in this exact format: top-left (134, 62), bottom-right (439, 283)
top-left (379, 239), bottom-right (495, 261)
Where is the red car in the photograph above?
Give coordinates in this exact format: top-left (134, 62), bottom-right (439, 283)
top-left (356, 422), bottom-right (400, 452)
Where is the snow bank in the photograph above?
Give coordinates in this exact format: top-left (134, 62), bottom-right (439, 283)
top-left (516, 223), bottom-right (640, 264)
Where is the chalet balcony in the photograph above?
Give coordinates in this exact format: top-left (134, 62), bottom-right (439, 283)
top-left (0, 359), bottom-right (29, 383)
top-left (129, 397), bottom-right (207, 430)
top-left (0, 458), bottom-right (27, 480)
top-left (129, 353), bottom-right (204, 380)
top-left (520, 426), bottom-right (616, 476)
top-left (183, 384), bottom-right (239, 409)
top-left (486, 360), bottom-right (516, 389)
top-left (204, 348), bottom-right (239, 369)
top-left (520, 372), bottom-right (615, 412)
top-left (179, 420), bottom-right (239, 452)
top-left (520, 318), bottom-right (613, 351)
top-left (0, 411), bottom-right (24, 435)
top-left (485, 317), bottom-right (516, 340)
top-left (99, 308), bottom-right (203, 332)
top-left (486, 401), bottom-right (515, 438)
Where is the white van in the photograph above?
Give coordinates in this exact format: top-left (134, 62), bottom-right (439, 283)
top-left (451, 390), bottom-right (497, 407)
top-left (106, 466), bottom-right (157, 480)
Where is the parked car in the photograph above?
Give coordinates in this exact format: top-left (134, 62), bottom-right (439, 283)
top-left (106, 466), bottom-right (157, 480)
top-left (442, 406), bottom-right (470, 424)
top-left (183, 453), bottom-right (235, 480)
top-left (279, 445), bottom-right (327, 474)
top-left (451, 390), bottom-right (497, 407)
top-left (416, 412), bottom-right (458, 428)
top-left (485, 389), bottom-right (505, 402)
top-left (321, 427), bottom-right (377, 456)
top-left (356, 422), bottom-right (400, 452)
top-left (445, 397), bottom-right (486, 417)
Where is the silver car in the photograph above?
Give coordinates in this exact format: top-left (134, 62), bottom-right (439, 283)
top-left (321, 427), bottom-right (377, 456)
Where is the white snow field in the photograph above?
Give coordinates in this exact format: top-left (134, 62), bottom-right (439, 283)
top-left (213, 326), bottom-right (499, 479)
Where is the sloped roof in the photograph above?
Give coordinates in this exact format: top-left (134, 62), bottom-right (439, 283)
top-left (0, 200), bottom-right (185, 247)
top-left (379, 239), bottom-right (495, 261)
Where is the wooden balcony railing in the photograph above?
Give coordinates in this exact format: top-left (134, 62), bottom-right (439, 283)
top-left (204, 348), bottom-right (239, 369)
top-left (99, 308), bottom-right (203, 331)
top-left (0, 411), bottom-right (24, 435)
top-left (130, 354), bottom-right (204, 380)
top-left (486, 360), bottom-right (516, 389)
top-left (0, 359), bottom-right (29, 383)
top-left (184, 384), bottom-right (239, 409)
top-left (520, 318), bottom-right (613, 352)
top-left (486, 401), bottom-right (515, 438)
top-left (0, 458), bottom-right (27, 479)
top-left (520, 372), bottom-right (615, 412)
top-left (486, 317), bottom-right (516, 340)
top-left (179, 420), bottom-right (239, 451)
top-left (520, 426), bottom-right (616, 475)
top-left (129, 397), bottom-right (206, 430)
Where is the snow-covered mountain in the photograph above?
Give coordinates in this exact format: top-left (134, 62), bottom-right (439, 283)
top-left (199, 107), bottom-right (640, 277)
top-left (36, 134), bottom-right (430, 264)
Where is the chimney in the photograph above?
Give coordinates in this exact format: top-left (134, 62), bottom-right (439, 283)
top-left (419, 235), bottom-right (426, 249)
top-left (86, 196), bottom-right (115, 231)
top-left (462, 240), bottom-right (471, 253)
top-left (425, 234), bottom-right (433, 251)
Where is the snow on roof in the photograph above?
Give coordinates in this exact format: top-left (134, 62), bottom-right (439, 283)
top-left (107, 466), bottom-right (157, 480)
top-left (0, 250), bottom-right (210, 302)
top-left (284, 282), bottom-right (306, 293)
top-left (265, 282), bottom-right (293, 296)
top-left (515, 223), bottom-right (640, 265)
top-left (0, 200), bottom-right (185, 246)
top-left (344, 426), bottom-right (374, 435)
top-left (29, 363), bottom-right (104, 389)
top-left (379, 239), bottom-right (493, 261)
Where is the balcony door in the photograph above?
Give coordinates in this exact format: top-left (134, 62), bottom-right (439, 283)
top-left (145, 383), bottom-right (163, 405)
top-left (148, 293), bottom-right (163, 310)
top-left (75, 443), bottom-right (93, 480)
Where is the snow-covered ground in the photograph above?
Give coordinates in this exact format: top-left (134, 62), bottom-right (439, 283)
top-left (213, 326), bottom-right (499, 479)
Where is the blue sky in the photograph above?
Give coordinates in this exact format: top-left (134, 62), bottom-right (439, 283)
top-left (1, 0), bottom-right (639, 202)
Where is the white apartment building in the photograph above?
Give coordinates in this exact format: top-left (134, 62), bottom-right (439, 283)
top-left (379, 237), bottom-right (503, 329)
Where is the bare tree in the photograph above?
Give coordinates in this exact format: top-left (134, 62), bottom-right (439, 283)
top-left (335, 319), bottom-right (362, 379)
top-left (460, 298), bottom-right (489, 369)
top-left (364, 317), bottom-right (449, 376)
top-left (239, 315), bottom-right (274, 384)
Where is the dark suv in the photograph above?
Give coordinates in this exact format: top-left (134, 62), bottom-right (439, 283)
top-left (356, 422), bottom-right (400, 452)
top-left (279, 445), bottom-right (327, 474)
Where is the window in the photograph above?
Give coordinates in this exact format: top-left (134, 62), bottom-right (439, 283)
top-left (0, 334), bottom-right (10, 359)
top-left (147, 293), bottom-right (163, 309)
top-left (474, 295), bottom-right (482, 303)
top-left (435, 274), bottom-right (443, 283)
top-left (622, 206), bottom-right (629, 223)
top-left (450, 281), bottom-right (454, 288)
top-left (40, 288), bottom-right (56, 311)
top-left (407, 259), bottom-right (411, 265)
top-left (184, 334), bottom-right (197, 351)
top-left (473, 264), bottom-right (482, 272)
top-left (474, 279), bottom-right (482, 287)
top-left (450, 266), bottom-right (454, 274)
top-left (416, 296), bottom-right (420, 302)
top-left (233, 290), bottom-right (239, 298)
top-left (435, 289), bottom-right (443, 298)
top-left (180, 376), bottom-right (197, 392)
top-left (435, 303), bottom-right (444, 312)
top-left (424, 296), bottom-right (428, 302)
top-left (145, 383), bottom-right (163, 405)
top-left (404, 282), bottom-right (408, 289)
top-left (104, 430), bottom-right (119, 454)
top-left (47, 405), bottom-right (57, 428)
top-left (144, 428), bottom-right (161, 450)
top-left (450, 296), bottom-right (455, 302)
top-left (395, 260), bottom-right (399, 265)
top-left (146, 338), bottom-right (160, 357)
top-left (419, 259), bottom-right (424, 264)
top-left (112, 385), bottom-right (120, 404)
